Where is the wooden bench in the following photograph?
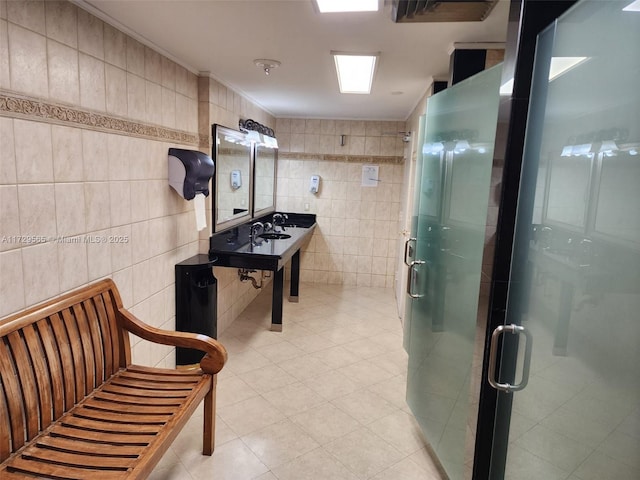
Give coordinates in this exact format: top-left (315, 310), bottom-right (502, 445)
top-left (0, 278), bottom-right (227, 479)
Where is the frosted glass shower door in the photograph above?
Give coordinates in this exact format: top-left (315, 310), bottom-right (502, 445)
top-left (406, 64), bottom-right (502, 480)
top-left (488, 1), bottom-right (640, 478)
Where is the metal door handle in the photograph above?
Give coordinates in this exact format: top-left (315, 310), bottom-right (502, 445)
top-left (404, 237), bottom-right (417, 266)
top-left (488, 324), bottom-right (533, 393)
top-left (406, 260), bottom-right (425, 298)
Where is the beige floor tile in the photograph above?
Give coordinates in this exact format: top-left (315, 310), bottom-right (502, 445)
top-left (325, 426), bottom-right (405, 478)
top-left (331, 389), bottom-right (399, 425)
top-left (408, 448), bottom-right (447, 479)
top-left (573, 451), bottom-right (640, 480)
top-left (304, 370), bottom-right (360, 401)
top-left (596, 431), bottom-right (640, 468)
top-left (186, 438), bottom-right (268, 480)
top-left (290, 402), bottom-right (361, 445)
top-left (288, 332), bottom-right (338, 354)
top-left (367, 374), bottom-right (411, 411)
top-left (241, 418), bottom-right (320, 469)
top-left (368, 410), bottom-right (429, 454)
top-left (256, 340), bottom-right (305, 363)
top-left (503, 444), bottom-right (569, 480)
top-left (310, 344), bottom-right (361, 368)
top-left (270, 447), bottom-right (360, 480)
top-left (371, 457), bottom-right (441, 480)
top-left (513, 424), bottom-right (594, 472)
top-left (262, 382), bottom-right (326, 416)
top-left (216, 375), bottom-right (259, 407)
top-left (253, 472), bottom-right (278, 480)
top-left (237, 364), bottom-right (298, 395)
top-left (278, 353), bottom-right (333, 380)
top-left (225, 348), bottom-right (272, 375)
top-left (149, 459), bottom-right (194, 480)
top-left (218, 395), bottom-right (286, 436)
top-left (337, 358), bottom-right (396, 387)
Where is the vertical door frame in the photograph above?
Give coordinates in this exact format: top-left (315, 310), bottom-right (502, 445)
top-left (471, 1), bottom-right (577, 478)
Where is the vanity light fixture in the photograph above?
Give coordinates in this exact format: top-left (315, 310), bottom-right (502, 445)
top-left (263, 135), bottom-right (279, 149)
top-left (246, 130), bottom-right (263, 144)
top-left (623, 0), bottom-right (640, 11)
top-left (332, 52), bottom-right (379, 94)
top-left (315, 0), bottom-right (378, 13)
top-left (254, 59), bottom-right (281, 76)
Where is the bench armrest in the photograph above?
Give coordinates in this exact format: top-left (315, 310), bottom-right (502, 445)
top-left (116, 308), bottom-right (227, 374)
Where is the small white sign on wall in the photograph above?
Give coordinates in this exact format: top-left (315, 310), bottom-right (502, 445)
top-left (362, 164), bottom-right (379, 187)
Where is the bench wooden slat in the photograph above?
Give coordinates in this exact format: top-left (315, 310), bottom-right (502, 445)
top-left (82, 298), bottom-right (106, 385)
top-left (35, 319), bottom-right (67, 421)
top-left (92, 391), bottom-right (183, 407)
top-left (118, 370), bottom-right (204, 383)
top-left (22, 445), bottom-right (138, 470)
top-left (82, 398), bottom-right (179, 415)
top-left (49, 313), bottom-right (77, 412)
top-left (35, 436), bottom-right (143, 457)
top-left (61, 416), bottom-right (162, 435)
top-left (7, 331), bottom-right (40, 440)
top-left (0, 385), bottom-right (10, 461)
top-left (0, 470), bottom-right (40, 479)
top-left (6, 456), bottom-right (130, 479)
top-left (61, 308), bottom-right (87, 403)
top-left (73, 406), bottom-right (171, 425)
top-left (50, 425), bottom-right (154, 445)
top-left (22, 325), bottom-right (54, 430)
top-left (73, 303), bottom-right (97, 394)
top-left (100, 291), bottom-right (127, 368)
top-left (101, 384), bottom-right (190, 399)
top-left (125, 364), bottom-right (203, 376)
top-left (0, 339), bottom-right (25, 454)
top-left (110, 376), bottom-right (197, 391)
top-left (92, 294), bottom-right (117, 378)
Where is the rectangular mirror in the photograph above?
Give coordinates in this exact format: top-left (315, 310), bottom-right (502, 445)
top-left (212, 124), bottom-right (252, 232)
top-left (253, 143), bottom-right (277, 218)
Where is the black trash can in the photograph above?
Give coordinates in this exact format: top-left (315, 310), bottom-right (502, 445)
top-left (175, 254), bottom-right (218, 365)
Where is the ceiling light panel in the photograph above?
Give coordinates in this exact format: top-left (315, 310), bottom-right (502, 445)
top-left (332, 53), bottom-right (378, 94)
top-left (623, 0), bottom-right (640, 11)
top-left (315, 0), bottom-right (378, 13)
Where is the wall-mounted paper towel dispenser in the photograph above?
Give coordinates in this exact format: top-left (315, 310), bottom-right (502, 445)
top-left (168, 148), bottom-right (215, 200)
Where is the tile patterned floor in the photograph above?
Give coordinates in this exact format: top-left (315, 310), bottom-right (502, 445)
top-left (150, 283), bottom-right (445, 480)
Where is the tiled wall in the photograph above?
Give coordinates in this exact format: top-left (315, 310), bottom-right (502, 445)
top-left (274, 118), bottom-right (406, 288)
top-left (0, 0), bottom-right (273, 366)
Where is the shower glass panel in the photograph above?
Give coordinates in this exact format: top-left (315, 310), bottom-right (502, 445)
top-left (489, 1), bottom-right (640, 478)
top-left (406, 64), bottom-right (502, 480)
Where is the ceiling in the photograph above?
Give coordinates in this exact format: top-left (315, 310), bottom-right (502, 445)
top-left (79, 0), bottom-right (509, 120)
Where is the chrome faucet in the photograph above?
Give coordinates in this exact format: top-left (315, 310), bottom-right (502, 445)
top-left (272, 213), bottom-right (288, 232)
top-left (250, 222), bottom-right (264, 246)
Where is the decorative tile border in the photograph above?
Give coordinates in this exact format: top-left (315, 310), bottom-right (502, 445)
top-left (279, 152), bottom-right (404, 164)
top-left (0, 90), bottom-right (199, 146)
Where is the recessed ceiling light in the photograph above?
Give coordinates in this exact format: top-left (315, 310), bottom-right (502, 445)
top-left (548, 56), bottom-right (588, 81)
top-left (332, 52), bottom-right (378, 94)
top-left (315, 0), bottom-right (378, 13)
top-left (623, 0), bottom-right (640, 11)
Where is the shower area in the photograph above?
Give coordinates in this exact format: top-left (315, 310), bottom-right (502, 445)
top-left (403, 1), bottom-right (639, 479)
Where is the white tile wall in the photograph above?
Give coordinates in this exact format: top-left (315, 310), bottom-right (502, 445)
top-left (0, 1), bottom-right (274, 370)
top-left (275, 118), bottom-right (405, 289)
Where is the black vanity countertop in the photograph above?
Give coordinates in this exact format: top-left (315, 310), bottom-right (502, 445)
top-left (209, 213), bottom-right (316, 271)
